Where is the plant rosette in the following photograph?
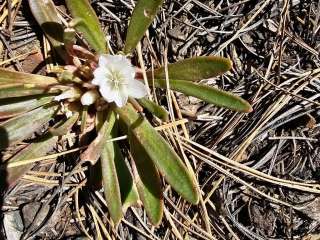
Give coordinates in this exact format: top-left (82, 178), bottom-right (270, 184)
top-left (0, 0), bottom-right (254, 228)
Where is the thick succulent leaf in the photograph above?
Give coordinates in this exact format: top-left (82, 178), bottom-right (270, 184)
top-left (124, 0), bottom-right (164, 54)
top-left (101, 142), bottom-right (123, 225)
top-left (28, 0), bottom-right (66, 59)
top-left (80, 105), bottom-right (88, 133)
top-left (90, 117), bottom-right (139, 213)
top-left (0, 85), bottom-right (55, 99)
top-left (100, 111), bottom-right (123, 225)
top-left (153, 79), bottom-right (252, 113)
top-left (147, 56), bottom-right (232, 82)
top-left (80, 111), bottom-right (115, 165)
top-left (63, 28), bottom-right (76, 53)
top-left (137, 98), bottom-right (168, 121)
top-left (0, 68), bottom-right (58, 85)
top-left (3, 135), bottom-right (59, 187)
top-left (3, 114), bottom-right (79, 187)
top-left (116, 104), bottom-right (199, 204)
top-left (49, 112), bottom-right (79, 136)
top-left (58, 70), bottom-right (83, 84)
top-left (49, 113), bottom-right (79, 136)
top-left (66, 0), bottom-right (107, 53)
top-left (0, 104), bottom-right (59, 150)
top-left (114, 141), bottom-right (139, 212)
top-left (110, 122), bottom-right (139, 212)
top-left (0, 95), bottom-right (54, 119)
top-left (129, 133), bottom-right (163, 225)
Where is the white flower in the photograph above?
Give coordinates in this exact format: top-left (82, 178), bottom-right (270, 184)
top-left (92, 54), bottom-right (147, 107)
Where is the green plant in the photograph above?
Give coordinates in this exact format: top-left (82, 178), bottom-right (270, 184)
top-left (0, 0), bottom-right (252, 226)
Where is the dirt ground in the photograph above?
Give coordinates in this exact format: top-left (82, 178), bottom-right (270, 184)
top-left (0, 0), bottom-right (320, 239)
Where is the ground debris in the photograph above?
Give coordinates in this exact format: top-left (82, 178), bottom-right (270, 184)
top-left (0, 0), bottom-right (319, 239)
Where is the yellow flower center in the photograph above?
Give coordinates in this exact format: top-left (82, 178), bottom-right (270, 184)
top-left (106, 69), bottom-right (127, 90)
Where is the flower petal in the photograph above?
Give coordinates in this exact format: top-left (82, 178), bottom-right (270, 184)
top-left (94, 54), bottom-right (144, 106)
top-left (98, 82), bottom-right (115, 103)
top-left (109, 56), bottom-right (134, 77)
top-left (113, 88), bottom-right (128, 107)
top-left (127, 80), bottom-right (148, 99)
top-left (98, 54), bottom-right (113, 67)
top-left (92, 67), bottom-right (110, 85)
top-left (121, 65), bottom-right (136, 83)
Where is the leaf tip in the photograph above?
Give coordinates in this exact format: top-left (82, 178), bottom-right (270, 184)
top-left (148, 204), bottom-right (164, 226)
top-left (209, 56), bottom-right (233, 72)
top-left (240, 100), bottom-right (253, 113)
top-left (111, 212), bottom-right (124, 227)
top-left (187, 184), bottom-right (200, 205)
top-left (226, 58), bottom-right (233, 71)
top-left (246, 104), bottom-right (253, 113)
top-left (189, 195), bottom-right (200, 205)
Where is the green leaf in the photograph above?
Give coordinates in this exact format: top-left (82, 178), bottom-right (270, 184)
top-left (80, 110), bottom-right (115, 165)
top-left (0, 104), bottom-right (59, 150)
top-left (137, 98), bottom-right (168, 121)
top-left (91, 113), bottom-right (139, 214)
top-left (80, 105), bottom-right (88, 133)
top-left (114, 141), bottom-right (139, 213)
top-left (0, 85), bottom-right (55, 99)
top-left (28, 0), bottom-right (66, 59)
top-left (129, 133), bottom-right (163, 225)
top-left (148, 56), bottom-right (232, 82)
top-left (0, 95), bottom-right (54, 119)
top-left (101, 142), bottom-right (123, 225)
top-left (3, 114), bottom-right (79, 187)
top-left (0, 68), bottom-right (58, 85)
top-left (153, 79), bottom-right (252, 113)
top-left (63, 27), bottom-right (76, 53)
top-left (100, 111), bottom-right (123, 225)
top-left (3, 135), bottom-right (59, 187)
top-left (58, 70), bottom-right (83, 84)
top-left (116, 104), bottom-right (199, 205)
top-left (124, 0), bottom-right (164, 54)
top-left (49, 112), bottom-right (79, 136)
top-left (66, 0), bottom-right (107, 53)
top-left (110, 121), bottom-right (139, 212)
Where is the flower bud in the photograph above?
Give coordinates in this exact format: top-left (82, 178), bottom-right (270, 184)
top-left (81, 90), bottom-right (99, 106)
